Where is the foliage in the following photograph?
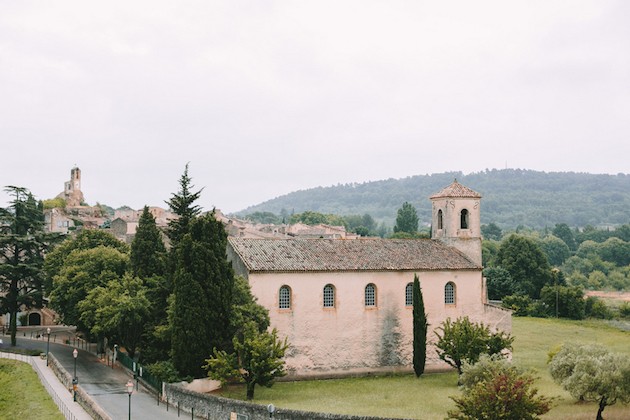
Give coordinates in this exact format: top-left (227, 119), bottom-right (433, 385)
top-left (459, 354), bottom-right (524, 390)
top-left (496, 234), bottom-right (553, 299)
top-left (393, 202), bottom-right (418, 234)
top-left (78, 274), bottom-right (151, 358)
top-left (42, 197), bottom-right (66, 209)
top-left (206, 321), bottom-right (289, 400)
top-left (289, 211), bottom-right (346, 227)
top-left (165, 163), bottom-right (203, 244)
top-left (484, 267), bottom-right (518, 300)
top-left (0, 187), bottom-right (59, 345)
top-left (48, 245), bottom-right (129, 334)
top-left (243, 211), bottom-right (282, 225)
top-left (539, 235), bottom-right (571, 267)
top-left (130, 206), bottom-right (166, 278)
top-left (584, 296), bottom-right (613, 320)
top-left (230, 276), bottom-right (270, 334)
top-left (145, 360), bottom-right (181, 383)
top-left (412, 274), bottom-right (428, 377)
top-left (552, 223), bottom-right (577, 251)
top-left (171, 212), bottom-right (234, 378)
top-left (539, 285), bottom-right (585, 320)
top-left (549, 343), bottom-right (630, 420)
top-left (448, 365), bottom-right (552, 419)
top-left (435, 317), bottom-right (513, 376)
top-left (481, 222), bottom-right (503, 241)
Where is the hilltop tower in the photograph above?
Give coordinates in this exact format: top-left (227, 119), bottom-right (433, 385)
top-left (58, 166), bottom-right (85, 207)
top-left (430, 180), bottom-right (482, 266)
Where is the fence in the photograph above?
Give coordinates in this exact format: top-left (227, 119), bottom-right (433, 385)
top-left (116, 350), bottom-right (163, 393)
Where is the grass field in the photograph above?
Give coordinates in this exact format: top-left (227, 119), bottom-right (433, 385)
top-left (218, 317), bottom-right (630, 419)
top-left (0, 359), bottom-right (64, 420)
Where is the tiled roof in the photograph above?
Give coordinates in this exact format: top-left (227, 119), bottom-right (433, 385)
top-left (228, 238), bottom-right (480, 272)
top-left (430, 179), bottom-right (482, 199)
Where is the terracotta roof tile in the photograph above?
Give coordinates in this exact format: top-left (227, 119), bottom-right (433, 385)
top-left (430, 179), bottom-right (482, 199)
top-left (228, 238), bottom-right (480, 272)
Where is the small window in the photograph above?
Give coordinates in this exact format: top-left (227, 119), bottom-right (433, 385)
top-left (365, 283), bottom-right (376, 307)
top-left (460, 209), bottom-right (469, 229)
top-left (323, 284), bottom-right (335, 308)
top-left (437, 209), bottom-right (443, 230)
top-left (445, 282), bottom-right (456, 305)
top-left (279, 285), bottom-right (291, 309)
top-left (405, 283), bottom-right (413, 306)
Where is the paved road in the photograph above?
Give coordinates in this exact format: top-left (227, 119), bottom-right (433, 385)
top-left (10, 336), bottom-right (184, 420)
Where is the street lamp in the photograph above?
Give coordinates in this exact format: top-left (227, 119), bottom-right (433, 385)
top-left (126, 380), bottom-right (134, 420)
top-left (267, 403), bottom-right (276, 418)
top-left (46, 327), bottom-right (51, 366)
top-left (73, 348), bottom-right (79, 402)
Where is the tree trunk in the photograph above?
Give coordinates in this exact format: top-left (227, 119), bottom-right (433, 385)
top-left (246, 381), bottom-right (255, 400)
top-left (9, 309), bottom-right (17, 346)
top-left (596, 396), bottom-right (607, 420)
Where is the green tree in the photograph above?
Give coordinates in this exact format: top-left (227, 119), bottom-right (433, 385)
top-left (78, 274), bottom-right (150, 358)
top-left (539, 285), bottom-right (585, 319)
top-left (483, 267), bottom-right (518, 300)
top-left (481, 223), bottom-right (503, 241)
top-left (552, 223), bottom-right (577, 251)
top-left (171, 212), bottom-right (234, 378)
top-left (549, 343), bottom-right (630, 420)
top-left (448, 359), bottom-right (552, 419)
top-left (206, 321), bottom-right (289, 400)
top-left (540, 235), bottom-right (571, 266)
top-left (412, 274), bottom-right (428, 377)
top-left (48, 246), bottom-right (129, 334)
top-left (393, 202), bottom-right (418, 234)
top-left (165, 163), bottom-right (202, 245)
top-left (130, 206), bottom-right (166, 278)
top-left (0, 187), bottom-right (59, 346)
top-left (497, 234), bottom-right (553, 299)
top-left (435, 317), bottom-right (513, 376)
top-left (230, 276), bottom-right (270, 335)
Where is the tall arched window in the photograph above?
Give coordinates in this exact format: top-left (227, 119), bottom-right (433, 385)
top-left (460, 209), bottom-right (469, 229)
top-left (405, 283), bottom-right (413, 306)
top-left (279, 285), bottom-right (291, 309)
top-left (437, 209), bottom-right (443, 230)
top-left (323, 284), bottom-right (335, 308)
top-left (365, 283), bottom-right (377, 307)
top-left (445, 282), bottom-right (456, 305)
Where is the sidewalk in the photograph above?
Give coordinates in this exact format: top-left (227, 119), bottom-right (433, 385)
top-left (0, 351), bottom-right (92, 420)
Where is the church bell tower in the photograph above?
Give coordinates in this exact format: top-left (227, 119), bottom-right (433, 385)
top-left (430, 179), bottom-right (482, 266)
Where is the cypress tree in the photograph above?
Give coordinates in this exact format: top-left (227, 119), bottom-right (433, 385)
top-left (130, 206), bottom-right (166, 278)
top-left (165, 163), bottom-right (202, 245)
top-left (413, 274), bottom-right (428, 377)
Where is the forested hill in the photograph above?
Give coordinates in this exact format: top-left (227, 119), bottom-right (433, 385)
top-left (237, 169), bottom-right (630, 229)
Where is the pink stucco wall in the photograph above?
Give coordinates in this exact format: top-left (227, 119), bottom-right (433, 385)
top-left (248, 269), bottom-right (511, 379)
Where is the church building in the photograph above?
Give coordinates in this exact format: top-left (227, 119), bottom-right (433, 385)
top-left (227, 180), bottom-right (511, 379)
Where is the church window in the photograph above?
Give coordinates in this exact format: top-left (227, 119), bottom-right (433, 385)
top-left (405, 283), bottom-right (413, 306)
top-left (323, 284), bottom-right (335, 308)
top-left (460, 209), bottom-right (469, 229)
top-left (279, 285), bottom-right (291, 309)
top-left (437, 209), bottom-right (443, 230)
top-left (365, 283), bottom-right (376, 307)
top-left (445, 282), bottom-right (456, 305)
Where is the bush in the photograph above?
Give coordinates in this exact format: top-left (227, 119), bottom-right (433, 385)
top-left (145, 360), bottom-right (181, 383)
top-left (459, 354), bottom-right (524, 390)
top-left (502, 294), bottom-right (533, 316)
top-left (585, 296), bottom-right (613, 320)
top-left (540, 285), bottom-right (585, 319)
top-left (619, 302), bottom-right (630, 319)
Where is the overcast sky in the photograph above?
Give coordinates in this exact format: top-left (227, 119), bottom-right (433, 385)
top-left (1, 1), bottom-right (629, 213)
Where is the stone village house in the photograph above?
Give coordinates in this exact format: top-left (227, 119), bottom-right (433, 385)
top-left (227, 180), bottom-right (511, 379)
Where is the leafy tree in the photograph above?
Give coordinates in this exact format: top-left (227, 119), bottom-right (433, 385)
top-left (482, 240), bottom-right (501, 267)
top-left (539, 285), bottom-right (585, 319)
top-left (435, 317), bottom-right (513, 376)
top-left (393, 202), bottom-right (418, 234)
top-left (230, 276), bottom-right (270, 335)
top-left (78, 274), bottom-right (150, 358)
top-left (412, 274), bottom-right (428, 377)
top-left (42, 197), bottom-right (66, 209)
top-left (448, 359), bottom-right (552, 419)
top-left (130, 206), bottom-right (166, 278)
top-left (552, 223), bottom-right (577, 251)
top-left (549, 343), bottom-right (630, 420)
top-left (484, 267), bottom-right (518, 300)
top-left (481, 223), bottom-right (503, 241)
top-left (540, 235), bottom-right (571, 266)
top-left (584, 296), bottom-right (613, 320)
top-left (497, 234), bottom-right (553, 299)
top-left (0, 187), bottom-right (59, 346)
top-left (501, 294), bottom-right (534, 316)
top-left (165, 163), bottom-right (202, 245)
top-left (48, 246), bottom-right (129, 334)
top-left (289, 211), bottom-right (346, 227)
top-left (171, 212), bottom-right (234, 378)
top-left (243, 211), bottom-right (281, 225)
top-left (206, 321), bottom-right (289, 400)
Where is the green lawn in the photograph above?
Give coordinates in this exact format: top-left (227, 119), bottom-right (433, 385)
top-left (217, 317), bottom-right (630, 419)
top-left (0, 359), bottom-right (64, 420)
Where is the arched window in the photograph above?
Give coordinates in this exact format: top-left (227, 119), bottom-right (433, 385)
top-left (437, 209), bottom-right (443, 230)
top-left (445, 282), bottom-right (456, 305)
top-left (365, 283), bottom-right (377, 307)
top-left (279, 285), bottom-right (291, 309)
top-left (405, 283), bottom-right (413, 306)
top-left (460, 209), bottom-right (469, 229)
top-left (323, 284), bottom-right (335, 308)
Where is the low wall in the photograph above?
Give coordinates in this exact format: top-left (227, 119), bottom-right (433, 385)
top-left (164, 382), bottom-right (413, 420)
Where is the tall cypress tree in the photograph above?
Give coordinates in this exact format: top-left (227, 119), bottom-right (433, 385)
top-left (165, 163), bottom-right (202, 245)
top-left (171, 212), bottom-right (235, 378)
top-left (131, 206), bottom-right (166, 278)
top-left (413, 274), bottom-right (428, 377)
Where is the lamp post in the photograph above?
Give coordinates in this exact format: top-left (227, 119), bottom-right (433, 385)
top-left (73, 348), bottom-right (79, 402)
top-left (267, 403), bottom-right (276, 418)
top-left (126, 380), bottom-right (134, 420)
top-left (46, 327), bottom-right (51, 366)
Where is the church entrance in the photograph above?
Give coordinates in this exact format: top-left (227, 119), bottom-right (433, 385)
top-left (28, 312), bottom-right (41, 326)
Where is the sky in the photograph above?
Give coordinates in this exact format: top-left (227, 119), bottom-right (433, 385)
top-left (1, 1), bottom-right (629, 214)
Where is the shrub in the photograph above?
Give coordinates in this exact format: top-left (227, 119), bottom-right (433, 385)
top-left (619, 302), bottom-right (630, 319)
top-left (145, 360), bottom-right (181, 383)
top-left (585, 297), bottom-right (613, 320)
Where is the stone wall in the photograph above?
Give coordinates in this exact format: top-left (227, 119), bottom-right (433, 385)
top-left (164, 383), bottom-right (412, 420)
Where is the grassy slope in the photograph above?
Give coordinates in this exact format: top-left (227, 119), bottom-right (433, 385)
top-left (218, 317), bottom-right (630, 419)
top-left (0, 359), bottom-right (64, 420)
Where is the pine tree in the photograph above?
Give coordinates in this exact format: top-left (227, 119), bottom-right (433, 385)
top-left (171, 212), bottom-right (235, 378)
top-left (165, 163), bottom-right (202, 245)
top-left (130, 206), bottom-right (166, 278)
top-left (394, 202), bottom-right (419, 234)
top-left (0, 187), bottom-right (59, 345)
top-left (412, 274), bottom-right (428, 376)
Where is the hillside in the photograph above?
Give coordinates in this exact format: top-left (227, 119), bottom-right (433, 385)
top-left (236, 169), bottom-right (630, 229)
